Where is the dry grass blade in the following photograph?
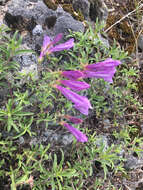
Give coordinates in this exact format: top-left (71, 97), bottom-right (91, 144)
top-left (104, 1), bottom-right (143, 33)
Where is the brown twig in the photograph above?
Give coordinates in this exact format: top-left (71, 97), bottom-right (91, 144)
top-left (104, 1), bottom-right (143, 33)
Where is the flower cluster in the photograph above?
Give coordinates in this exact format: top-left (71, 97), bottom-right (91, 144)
top-left (39, 33), bottom-right (122, 143)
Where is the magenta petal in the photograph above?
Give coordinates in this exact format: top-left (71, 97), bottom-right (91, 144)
top-left (49, 38), bottom-right (74, 53)
top-left (85, 58), bottom-right (121, 71)
top-left (43, 36), bottom-right (51, 49)
top-left (74, 104), bottom-right (89, 115)
top-left (63, 123), bottom-right (88, 142)
top-left (56, 85), bottom-right (91, 106)
top-left (56, 85), bottom-right (92, 115)
top-left (38, 51), bottom-right (44, 62)
top-left (38, 36), bottom-right (52, 61)
top-left (65, 115), bottom-right (83, 124)
top-left (83, 68), bottom-right (116, 83)
top-left (61, 71), bottom-right (84, 80)
top-left (60, 80), bottom-right (90, 91)
top-left (52, 33), bottom-right (63, 44)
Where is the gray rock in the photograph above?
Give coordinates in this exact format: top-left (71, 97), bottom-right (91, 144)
top-left (15, 53), bottom-right (37, 67)
top-left (54, 6), bottom-right (85, 37)
top-left (88, 0), bottom-right (108, 23)
top-left (49, 133), bottom-right (60, 142)
top-left (13, 53), bottom-right (38, 83)
top-left (4, 0), bottom-right (54, 53)
top-left (95, 135), bottom-right (109, 151)
top-left (29, 137), bottom-right (38, 146)
top-left (72, 0), bottom-right (108, 23)
top-left (44, 129), bottom-right (73, 146)
top-left (72, 0), bottom-right (90, 20)
top-left (103, 119), bottom-right (111, 130)
top-left (4, 0), bottom-right (85, 56)
top-left (18, 63), bottom-right (38, 83)
top-left (18, 136), bottom-right (25, 145)
top-left (0, 1), bottom-right (7, 25)
top-left (44, 130), bottom-right (54, 138)
top-left (117, 149), bottom-right (125, 160)
top-left (32, 24), bottom-right (43, 36)
top-left (124, 156), bottom-right (138, 170)
top-left (3, 0), bottom-right (109, 59)
top-left (62, 134), bottom-right (73, 146)
top-left (4, 0), bottom-right (55, 28)
top-left (27, 127), bottom-right (74, 151)
top-left (97, 33), bottom-right (109, 49)
top-left (0, 0), bottom-right (7, 6)
top-left (124, 155), bottom-right (143, 170)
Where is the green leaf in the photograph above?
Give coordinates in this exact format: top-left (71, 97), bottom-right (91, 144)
top-left (15, 49), bottom-right (35, 55)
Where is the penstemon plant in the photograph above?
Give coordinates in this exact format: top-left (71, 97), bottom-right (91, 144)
top-left (1, 21), bottom-right (142, 190)
top-left (0, 23), bottom-right (123, 142)
top-left (37, 32), bottom-right (122, 142)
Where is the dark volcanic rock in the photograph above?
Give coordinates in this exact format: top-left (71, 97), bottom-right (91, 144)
top-left (4, 0), bottom-right (85, 51)
top-left (89, 0), bottom-right (108, 23)
top-left (72, 0), bottom-right (90, 20)
top-left (4, 0), bottom-right (55, 30)
top-left (54, 5), bottom-right (84, 37)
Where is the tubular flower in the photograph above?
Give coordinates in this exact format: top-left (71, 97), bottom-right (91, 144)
top-left (61, 70), bottom-right (84, 80)
top-left (55, 85), bottom-right (92, 115)
top-left (60, 80), bottom-right (90, 91)
top-left (63, 122), bottom-right (88, 142)
top-left (50, 38), bottom-right (74, 53)
top-left (38, 33), bottom-right (74, 62)
top-left (64, 115), bottom-right (83, 124)
top-left (83, 58), bottom-right (122, 83)
top-left (85, 58), bottom-right (121, 71)
top-left (83, 68), bottom-right (116, 83)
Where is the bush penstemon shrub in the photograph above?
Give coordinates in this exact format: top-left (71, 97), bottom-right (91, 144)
top-left (2, 23), bottom-right (140, 189)
top-left (38, 33), bottom-right (122, 142)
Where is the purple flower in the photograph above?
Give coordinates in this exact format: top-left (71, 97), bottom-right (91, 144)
top-left (63, 122), bottom-right (88, 142)
top-left (83, 59), bottom-right (122, 83)
top-left (38, 36), bottom-right (51, 62)
top-left (50, 38), bottom-right (74, 53)
top-left (51, 33), bottom-right (63, 44)
top-left (38, 33), bottom-right (74, 62)
top-left (61, 70), bottom-right (84, 80)
top-left (55, 85), bottom-right (92, 115)
top-left (60, 80), bottom-right (90, 91)
top-left (83, 68), bottom-right (116, 83)
top-left (85, 58), bottom-right (121, 71)
top-left (64, 115), bottom-right (83, 124)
